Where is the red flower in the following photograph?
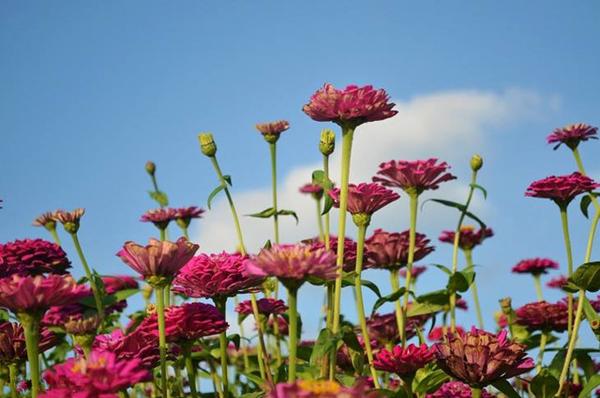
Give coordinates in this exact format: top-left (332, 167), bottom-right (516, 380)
top-left (525, 172), bottom-right (599, 207)
top-left (427, 381), bottom-right (496, 398)
top-left (373, 343), bottom-right (435, 377)
top-left (399, 265), bottom-right (427, 279)
top-left (374, 158), bottom-right (456, 195)
top-left (235, 298), bottom-right (288, 316)
top-left (0, 238), bottom-right (71, 277)
top-left (0, 322), bottom-right (58, 365)
top-left (365, 229), bottom-right (434, 270)
top-left (303, 83), bottom-right (397, 126)
top-left (514, 301), bottom-right (568, 332)
top-left (512, 257), bottom-right (559, 275)
top-left (547, 123), bottom-right (598, 150)
top-left (93, 329), bottom-right (168, 369)
top-left (547, 275), bottom-right (568, 289)
top-left (328, 183), bottom-right (399, 216)
top-left (172, 252), bottom-right (263, 299)
top-left (139, 208), bottom-right (177, 229)
top-left (304, 235), bottom-right (360, 272)
top-left (299, 183), bottom-right (324, 199)
top-left (438, 226), bottom-right (494, 251)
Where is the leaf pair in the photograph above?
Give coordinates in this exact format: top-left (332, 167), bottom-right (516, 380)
top-left (247, 207), bottom-right (299, 224)
top-left (207, 175), bottom-right (232, 209)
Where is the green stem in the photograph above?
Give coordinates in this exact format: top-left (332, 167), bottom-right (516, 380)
top-left (287, 286), bottom-right (299, 382)
top-left (70, 232), bottom-right (104, 321)
top-left (400, 192), bottom-right (418, 346)
top-left (353, 223), bottom-right (380, 387)
top-left (9, 363), bottom-right (18, 398)
top-left (181, 226), bottom-right (190, 240)
top-left (584, 211), bottom-right (599, 263)
top-left (250, 294), bottom-right (272, 386)
top-left (323, 154), bottom-right (331, 251)
top-left (316, 198), bottom-right (325, 241)
top-left (559, 207), bottom-right (574, 337)
top-left (49, 228), bottom-right (62, 246)
top-left (533, 274), bottom-right (544, 301)
top-left (208, 357), bottom-right (223, 398)
top-left (536, 331), bottom-right (548, 373)
top-left (331, 126), bottom-right (355, 353)
top-left (464, 249), bottom-right (484, 328)
top-left (159, 228), bottom-right (166, 242)
top-left (557, 288), bottom-right (585, 394)
top-left (390, 269), bottom-right (404, 342)
top-left (183, 345), bottom-right (199, 398)
top-left (215, 298), bottom-right (229, 398)
top-left (471, 387), bottom-right (482, 398)
top-left (19, 312), bottom-right (41, 398)
top-left (155, 286), bottom-right (169, 398)
top-left (269, 142), bottom-right (280, 244)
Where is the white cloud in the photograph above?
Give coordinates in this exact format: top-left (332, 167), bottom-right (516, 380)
top-left (195, 88), bottom-right (557, 253)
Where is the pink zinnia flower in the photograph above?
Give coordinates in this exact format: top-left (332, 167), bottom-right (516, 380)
top-left (438, 226), bottom-right (494, 251)
top-left (245, 244), bottom-right (337, 288)
top-left (525, 172), bottom-right (599, 208)
top-left (427, 381), bottom-right (495, 398)
top-left (514, 301), bottom-right (568, 332)
top-left (303, 83), bottom-right (397, 126)
top-left (373, 343), bottom-right (435, 377)
top-left (365, 229), bottom-right (434, 270)
top-left (547, 275), bottom-right (568, 289)
top-left (101, 275), bottom-right (139, 294)
top-left (435, 328), bottom-right (534, 387)
top-left (0, 275), bottom-right (88, 313)
top-left (256, 120), bottom-right (290, 143)
top-left (172, 252), bottom-right (263, 299)
top-left (0, 322), bottom-right (58, 365)
top-left (236, 298), bottom-right (288, 316)
top-left (0, 238), bottom-right (71, 277)
top-left (268, 380), bottom-right (374, 398)
top-left (305, 235), bottom-right (360, 272)
top-left (140, 208), bottom-right (177, 229)
top-left (399, 265), bottom-right (427, 279)
top-left (328, 183), bottom-right (399, 216)
top-left (366, 312), bottom-right (428, 345)
top-left (374, 158), bottom-right (456, 195)
top-left (173, 206), bottom-right (205, 228)
top-left (116, 238), bottom-right (198, 281)
top-left (428, 326), bottom-right (465, 342)
top-left (512, 257), bottom-right (559, 275)
top-left (547, 123), bottom-right (598, 150)
top-left (299, 183), bottom-right (324, 199)
top-left (93, 329), bottom-right (164, 369)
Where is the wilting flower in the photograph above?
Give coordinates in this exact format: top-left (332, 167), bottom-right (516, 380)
top-left (53, 208), bottom-right (85, 234)
top-left (427, 381), bottom-right (496, 398)
top-left (0, 238), bottom-right (71, 277)
top-left (43, 350), bottom-right (151, 395)
top-left (32, 212), bottom-right (57, 231)
top-left (438, 226), bottom-right (494, 251)
top-left (373, 343), bottom-right (435, 377)
top-left (366, 312), bottom-right (428, 345)
top-left (245, 244), bottom-right (337, 288)
top-left (547, 123), bottom-right (598, 150)
top-left (0, 322), bottom-right (58, 365)
top-left (435, 328), bottom-right (534, 387)
top-left (299, 183), bottom-right (324, 199)
top-left (428, 326), bottom-right (466, 342)
top-left (365, 229), bottom-right (434, 270)
top-left (399, 265), bottom-right (427, 279)
top-left (139, 208), bottom-right (177, 230)
top-left (173, 206), bottom-right (205, 229)
top-left (268, 380), bottom-right (374, 398)
top-left (525, 172), bottom-right (600, 208)
top-left (116, 238), bottom-right (198, 283)
top-left (101, 275), bottom-right (139, 294)
top-left (328, 183), bottom-right (399, 218)
top-left (65, 316), bottom-right (101, 336)
top-left (0, 275), bottom-right (88, 313)
top-left (303, 83), bottom-right (397, 126)
top-left (547, 275), bottom-right (568, 289)
top-left (512, 257), bottom-right (559, 275)
top-left (514, 301), bottom-right (568, 332)
top-left (374, 158), bottom-right (456, 195)
top-left (172, 252), bottom-right (263, 299)
top-left (236, 298), bottom-right (288, 316)
top-left (256, 120), bottom-right (290, 143)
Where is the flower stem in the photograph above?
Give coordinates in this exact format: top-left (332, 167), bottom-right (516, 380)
top-left (536, 331), bottom-right (548, 373)
top-left (249, 294), bottom-right (272, 386)
top-left (323, 154), bottom-right (331, 251)
top-left (331, 126), bottom-right (355, 377)
top-left (389, 269), bottom-right (404, 341)
top-left (471, 387), bottom-right (482, 398)
top-left (572, 148), bottom-right (600, 261)
top-left (559, 207), bottom-right (574, 337)
top-left (49, 228), bottom-right (62, 246)
top-left (316, 198), bottom-right (325, 241)
top-left (287, 286), bottom-right (299, 382)
top-left (70, 232), bottom-right (104, 322)
top-left (19, 312), bottom-right (41, 398)
top-left (215, 298), bottom-right (229, 398)
top-left (269, 142), bottom-right (280, 244)
top-left (533, 274), bottom-right (544, 301)
top-left (9, 363), bottom-right (18, 398)
top-left (354, 223), bottom-right (380, 387)
top-left (183, 345), bottom-right (199, 398)
top-left (464, 249), bottom-right (484, 328)
top-left (155, 286), bottom-right (169, 398)
top-left (558, 288), bottom-right (585, 394)
top-left (400, 192), bottom-right (418, 346)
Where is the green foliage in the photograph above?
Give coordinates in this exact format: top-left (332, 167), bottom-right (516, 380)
top-left (148, 190), bottom-right (169, 207)
top-left (569, 261), bottom-right (600, 292)
top-left (422, 198), bottom-right (487, 229)
top-left (530, 370), bottom-right (559, 398)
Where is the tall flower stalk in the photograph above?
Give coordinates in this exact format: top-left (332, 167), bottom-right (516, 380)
top-left (19, 312), bottom-right (41, 397)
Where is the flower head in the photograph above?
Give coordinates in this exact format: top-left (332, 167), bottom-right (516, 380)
top-left (0, 322), bottom-right (57, 365)
top-left (427, 381), bottom-right (496, 398)
top-left (512, 257), bottom-right (559, 275)
top-left (101, 275), bottom-right (139, 294)
top-left (256, 120), bottom-right (290, 143)
top-left (116, 238), bottom-right (198, 284)
top-left (435, 328), bottom-right (534, 387)
top-left (438, 226), bottom-right (494, 251)
top-left (525, 172), bottom-right (599, 208)
top-left (428, 326), bottom-right (465, 342)
top-left (173, 206), bottom-right (205, 229)
top-left (236, 298), bottom-right (288, 316)
top-left (140, 208), bottom-right (177, 230)
top-left (328, 183), bottom-right (399, 220)
top-left (373, 343), bottom-right (435, 377)
top-left (305, 235), bottom-right (360, 272)
top-left (365, 229), bottom-right (434, 270)
top-left (172, 252), bottom-right (263, 299)
top-left (547, 123), bottom-right (598, 150)
top-left (547, 275), bottom-right (568, 289)
top-left (399, 265), bottom-right (427, 279)
top-left (303, 83), bottom-right (397, 127)
top-left (514, 301), bottom-right (568, 332)
top-left (299, 183), bottom-right (324, 199)
top-left (93, 329), bottom-right (164, 369)
top-left (0, 238), bottom-right (71, 277)
top-left (366, 312), bottom-right (428, 345)
top-left (53, 208), bottom-right (85, 234)
top-left (268, 380), bottom-right (373, 398)
top-left (32, 212), bottom-right (57, 231)
top-left (245, 244), bottom-right (337, 288)
top-left (374, 158), bottom-right (456, 195)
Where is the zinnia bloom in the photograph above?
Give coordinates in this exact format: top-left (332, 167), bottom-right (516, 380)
top-left (172, 252), bottom-right (263, 299)
top-left (32, 212), bottom-right (57, 230)
top-left (399, 265), bottom-right (427, 279)
top-left (525, 172), bottom-right (599, 208)
top-left (547, 123), bottom-right (598, 150)
top-left (305, 235), bottom-right (360, 272)
top-left (374, 158), bottom-right (456, 195)
top-left (303, 83), bottom-right (397, 126)
top-left (299, 183), bottom-right (324, 199)
top-left (116, 238), bottom-right (198, 282)
top-left (328, 183), bottom-right (399, 216)
top-left (0, 238), bottom-right (71, 277)
top-left (268, 380), bottom-right (373, 398)
top-left (236, 298), bottom-right (288, 316)
top-left (140, 208), bottom-right (177, 230)
top-left (53, 208), bottom-right (85, 233)
top-left (256, 120), bottom-right (290, 143)
top-left (373, 343), bottom-right (435, 377)
top-left (173, 206), bottom-right (205, 228)
top-left (93, 329), bottom-right (164, 369)
top-left (547, 275), bottom-right (568, 289)
top-left (512, 257), bottom-right (559, 275)
top-left (435, 328), bottom-right (534, 387)
top-left (428, 326), bottom-right (465, 342)
top-left (438, 226), bottom-right (494, 251)
top-left (427, 381), bottom-right (495, 398)
top-left (101, 275), bottom-right (139, 294)
top-left (0, 322), bottom-right (58, 365)
top-left (365, 229), bottom-right (434, 270)
top-left (514, 301), bottom-right (568, 332)
top-left (245, 244), bottom-right (337, 288)
top-left (366, 312), bottom-right (428, 345)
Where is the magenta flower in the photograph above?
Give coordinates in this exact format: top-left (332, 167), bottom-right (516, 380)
top-left (172, 252), bottom-right (263, 299)
top-left (116, 238), bottom-right (198, 281)
top-left (140, 208), bottom-right (177, 229)
top-left (373, 343), bottom-right (435, 377)
top-left (0, 275), bottom-right (88, 313)
top-left (0, 238), bottom-right (71, 277)
top-left (328, 183), bottom-right (399, 216)
top-left (266, 316), bottom-right (289, 336)
top-left (245, 244), bottom-right (337, 288)
top-left (0, 322), bottom-right (58, 365)
top-left (101, 275), bottom-right (139, 294)
top-left (514, 301), bottom-right (568, 332)
top-left (547, 275), bottom-right (568, 289)
top-left (236, 298), bottom-right (288, 316)
top-left (173, 206), bottom-right (205, 228)
top-left (428, 326), bottom-right (465, 342)
top-left (303, 83), bottom-right (397, 127)
top-left (365, 229), bottom-right (434, 270)
top-left (547, 123), bottom-right (598, 150)
top-left (435, 328), bottom-right (534, 387)
top-left (256, 120), bottom-right (290, 143)
top-left (93, 329), bottom-right (164, 369)
top-left (374, 158), bottom-right (456, 195)
top-left (512, 257), bottom-right (559, 275)
top-left (268, 380), bottom-right (374, 398)
top-left (438, 226), bottom-right (494, 251)
top-left (525, 172), bottom-right (599, 208)
top-left (299, 183), bottom-right (324, 199)
top-left (366, 312), bottom-right (428, 345)
top-left (427, 381), bottom-right (496, 398)
top-left (305, 235), bottom-right (360, 272)
top-left (399, 265), bottom-right (427, 279)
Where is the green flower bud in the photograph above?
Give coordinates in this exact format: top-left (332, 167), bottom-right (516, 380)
top-left (198, 133), bottom-right (217, 157)
top-left (319, 129), bottom-right (335, 156)
top-left (145, 161), bottom-right (156, 176)
top-left (351, 213), bottom-right (371, 227)
top-left (470, 154), bottom-right (483, 172)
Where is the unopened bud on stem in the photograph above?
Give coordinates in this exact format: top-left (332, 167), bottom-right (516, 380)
top-left (319, 129), bottom-right (335, 156)
top-left (145, 161), bottom-right (156, 176)
top-left (198, 133), bottom-right (217, 157)
top-left (470, 154), bottom-right (483, 172)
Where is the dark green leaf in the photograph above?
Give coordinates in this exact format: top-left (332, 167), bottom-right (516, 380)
top-left (578, 374), bottom-right (600, 397)
top-left (447, 271), bottom-right (476, 293)
top-left (371, 288), bottom-right (406, 315)
top-left (491, 379), bottom-right (521, 398)
top-left (431, 264), bottom-right (452, 275)
top-left (470, 183), bottom-right (488, 199)
top-left (278, 209), bottom-right (299, 224)
top-left (530, 369), bottom-right (559, 398)
top-left (341, 273), bottom-right (382, 298)
top-left (569, 261), bottom-right (600, 292)
top-left (222, 175), bottom-right (232, 186)
top-left (247, 207), bottom-right (276, 219)
top-left (413, 369), bottom-right (450, 394)
top-left (522, 333), bottom-right (558, 351)
top-left (322, 195), bottom-right (334, 215)
top-left (310, 328), bottom-right (339, 367)
top-left (573, 350), bottom-right (597, 382)
top-left (579, 192), bottom-right (599, 219)
top-left (207, 184), bottom-right (226, 210)
top-left (227, 334), bottom-right (241, 350)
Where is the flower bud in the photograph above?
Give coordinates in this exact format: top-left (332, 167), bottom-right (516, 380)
top-left (319, 129), bottom-right (335, 156)
top-left (470, 154), bottom-right (483, 171)
top-left (198, 133), bottom-right (217, 157)
top-left (145, 161), bottom-right (156, 176)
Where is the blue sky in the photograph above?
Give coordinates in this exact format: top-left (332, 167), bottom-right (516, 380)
top-left (1, 1), bottom-right (600, 348)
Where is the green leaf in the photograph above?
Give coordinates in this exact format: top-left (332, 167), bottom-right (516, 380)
top-left (312, 169), bottom-right (335, 215)
top-left (424, 198), bottom-right (487, 229)
top-left (431, 264), bottom-right (452, 275)
top-left (579, 192), bottom-right (599, 219)
top-left (569, 261), bottom-right (600, 292)
top-left (573, 350), bottom-right (597, 382)
top-left (491, 379), bottom-right (521, 398)
top-left (277, 209), bottom-right (299, 224)
top-left (371, 288), bottom-right (407, 315)
top-left (341, 273), bottom-right (382, 298)
top-left (413, 368), bottom-right (450, 394)
top-left (0, 309), bottom-right (9, 322)
top-left (247, 207), bottom-right (276, 219)
top-left (322, 195), bottom-right (334, 215)
top-left (521, 333), bottom-right (558, 351)
top-left (470, 183), bottom-right (488, 199)
top-left (148, 190), bottom-right (169, 207)
top-left (238, 371), bottom-right (265, 387)
top-left (222, 175), bottom-right (232, 186)
top-left (447, 271), bottom-right (476, 293)
top-left (207, 184), bottom-right (226, 210)
top-left (578, 374), bottom-right (600, 397)
top-left (530, 369), bottom-right (559, 398)
top-left (310, 328), bottom-right (339, 367)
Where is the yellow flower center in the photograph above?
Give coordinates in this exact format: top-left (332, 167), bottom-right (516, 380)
top-left (298, 380), bottom-right (341, 394)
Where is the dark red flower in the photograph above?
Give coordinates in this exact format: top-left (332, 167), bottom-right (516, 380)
top-left (438, 226), bottom-right (494, 251)
top-left (547, 123), bottom-right (598, 150)
top-left (514, 301), bottom-right (568, 332)
top-left (399, 265), bottom-right (427, 279)
top-left (0, 239), bottom-right (71, 277)
top-left (266, 316), bottom-right (288, 336)
top-left (366, 312), bottom-right (428, 345)
top-left (373, 343), bottom-right (435, 377)
top-left (139, 208), bottom-right (177, 229)
top-left (374, 158), bottom-right (456, 195)
top-left (328, 183), bottom-right (399, 216)
top-left (305, 235), bottom-right (360, 272)
top-left (547, 275), bottom-right (568, 289)
top-left (365, 229), bottom-right (434, 270)
top-left (0, 322), bottom-right (58, 365)
top-left (93, 329), bottom-right (166, 369)
top-left (427, 381), bottom-right (496, 398)
top-left (512, 258), bottom-right (559, 275)
top-left (235, 298), bottom-right (288, 316)
top-left (525, 172), bottom-right (599, 207)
